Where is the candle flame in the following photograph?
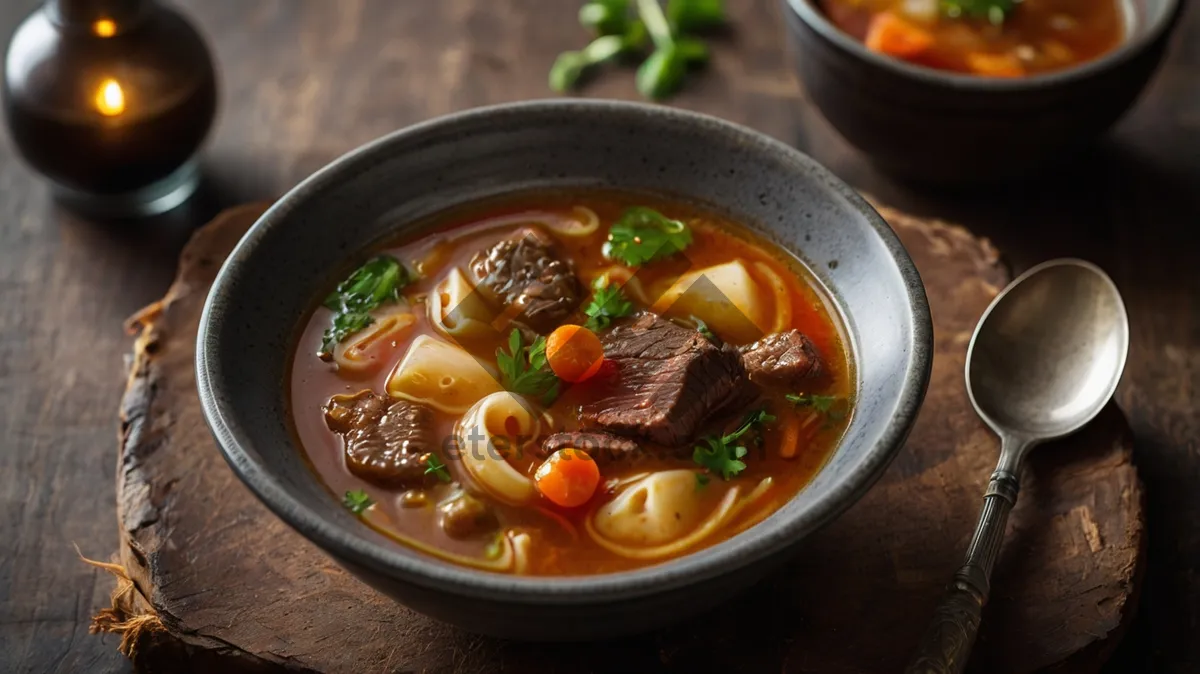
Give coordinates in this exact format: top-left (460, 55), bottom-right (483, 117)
top-left (93, 19), bottom-right (117, 37)
top-left (95, 79), bottom-right (125, 117)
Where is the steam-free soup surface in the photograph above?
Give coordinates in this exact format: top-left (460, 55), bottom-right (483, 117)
top-left (822, 0), bottom-right (1124, 77)
top-left (290, 191), bottom-right (853, 576)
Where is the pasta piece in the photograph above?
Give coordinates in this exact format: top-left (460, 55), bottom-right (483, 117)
top-left (753, 261), bottom-right (793, 334)
top-left (592, 469), bottom-right (711, 547)
top-left (545, 206), bottom-right (600, 237)
top-left (332, 302), bottom-right (417, 375)
top-left (363, 505), bottom-right (532, 573)
top-left (429, 267), bottom-right (499, 346)
top-left (652, 260), bottom-right (770, 342)
top-left (386, 334), bottom-right (503, 414)
top-left (457, 391), bottom-right (541, 505)
top-left (585, 472), bottom-right (774, 560)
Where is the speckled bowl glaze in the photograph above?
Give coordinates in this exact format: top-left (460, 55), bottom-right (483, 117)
top-left (782, 0), bottom-right (1183, 184)
top-left (196, 99), bottom-right (932, 640)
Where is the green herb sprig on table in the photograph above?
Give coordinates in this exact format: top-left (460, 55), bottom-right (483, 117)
top-left (693, 408), bottom-right (775, 482)
top-left (496, 329), bottom-right (561, 406)
top-left (320, 255), bottom-right (413, 356)
top-left (550, 0), bottom-right (727, 100)
top-left (603, 206), bottom-right (693, 266)
top-left (940, 0), bottom-right (1017, 25)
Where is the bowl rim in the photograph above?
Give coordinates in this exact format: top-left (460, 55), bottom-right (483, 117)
top-left (783, 0), bottom-right (1182, 92)
top-left (196, 98), bottom-right (933, 605)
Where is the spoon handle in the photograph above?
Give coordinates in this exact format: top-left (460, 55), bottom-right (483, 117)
top-left (903, 469), bottom-right (1021, 674)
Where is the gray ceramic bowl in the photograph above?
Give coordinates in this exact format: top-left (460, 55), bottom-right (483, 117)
top-left (196, 99), bottom-right (932, 640)
top-left (782, 0), bottom-right (1183, 184)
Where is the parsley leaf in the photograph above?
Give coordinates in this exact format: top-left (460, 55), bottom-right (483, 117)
top-left (342, 489), bottom-right (373, 514)
top-left (321, 255), bottom-right (412, 354)
top-left (941, 0), bottom-right (1017, 25)
top-left (424, 453), bottom-right (452, 483)
top-left (603, 207), bottom-right (693, 266)
top-left (584, 278), bottom-right (635, 331)
top-left (695, 472), bottom-right (711, 489)
top-left (496, 329), bottom-right (561, 406)
top-left (786, 393), bottom-right (848, 420)
top-left (692, 408), bottom-right (775, 480)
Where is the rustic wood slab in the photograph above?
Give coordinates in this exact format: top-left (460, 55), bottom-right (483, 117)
top-left (93, 202), bottom-right (1144, 674)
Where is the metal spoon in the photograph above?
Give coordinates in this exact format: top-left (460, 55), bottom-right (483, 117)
top-left (904, 258), bottom-right (1129, 674)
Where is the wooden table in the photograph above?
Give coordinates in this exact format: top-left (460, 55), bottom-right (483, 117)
top-left (1, 1), bottom-right (1195, 672)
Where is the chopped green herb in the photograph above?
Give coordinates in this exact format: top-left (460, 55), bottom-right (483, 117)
top-left (692, 408), bottom-right (775, 480)
top-left (695, 472), bottom-right (711, 489)
top-left (496, 329), bottom-right (560, 406)
top-left (550, 0), bottom-right (726, 101)
top-left (667, 0), bottom-right (726, 33)
top-left (424, 453), bottom-right (452, 483)
top-left (584, 278), bottom-right (635, 331)
top-left (603, 207), bottom-right (693, 266)
top-left (342, 489), bottom-right (373, 514)
top-left (940, 0), bottom-right (1017, 25)
top-left (786, 393), bottom-right (848, 420)
top-left (580, 0), bottom-right (631, 35)
top-left (321, 255), bottom-right (412, 354)
top-left (692, 316), bottom-right (714, 341)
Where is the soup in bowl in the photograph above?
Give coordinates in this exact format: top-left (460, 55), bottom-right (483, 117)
top-left (291, 191), bottom-right (854, 576)
top-left (198, 100), bottom-right (931, 639)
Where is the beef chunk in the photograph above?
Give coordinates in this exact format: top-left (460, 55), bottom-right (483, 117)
top-left (540, 431), bottom-right (641, 465)
top-left (324, 391), bottom-right (436, 489)
top-left (739, 330), bottom-right (824, 386)
top-left (579, 314), bottom-right (757, 446)
top-left (471, 228), bottom-right (584, 333)
top-left (438, 491), bottom-right (497, 540)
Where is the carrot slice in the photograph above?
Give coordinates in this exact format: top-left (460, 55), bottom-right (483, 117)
top-left (966, 52), bottom-right (1025, 78)
top-left (778, 415), bottom-right (803, 459)
top-left (546, 324), bottom-right (605, 383)
top-left (535, 449), bottom-right (601, 508)
top-left (864, 12), bottom-right (934, 59)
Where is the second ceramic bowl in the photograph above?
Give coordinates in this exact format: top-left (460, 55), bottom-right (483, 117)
top-left (782, 0), bottom-right (1183, 184)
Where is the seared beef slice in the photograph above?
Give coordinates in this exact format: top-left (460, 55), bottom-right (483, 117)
top-left (324, 391), bottom-right (436, 489)
top-left (739, 330), bottom-right (824, 386)
top-left (471, 228), bottom-right (583, 333)
top-left (541, 431), bottom-right (641, 465)
top-left (579, 314), bottom-right (756, 446)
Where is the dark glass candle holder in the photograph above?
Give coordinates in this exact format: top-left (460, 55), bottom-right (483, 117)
top-left (2, 0), bottom-right (218, 217)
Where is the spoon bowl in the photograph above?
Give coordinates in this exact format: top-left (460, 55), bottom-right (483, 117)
top-left (967, 259), bottom-right (1130, 442)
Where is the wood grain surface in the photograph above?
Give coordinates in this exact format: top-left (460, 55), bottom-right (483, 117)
top-left (1, 1), bottom-right (1197, 673)
top-left (99, 203), bottom-right (1141, 674)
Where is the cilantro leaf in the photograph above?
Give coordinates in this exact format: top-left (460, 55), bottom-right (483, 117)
top-left (321, 255), bottom-right (412, 354)
top-left (584, 278), bottom-right (635, 331)
top-left (342, 489), bottom-right (373, 514)
top-left (603, 207), bottom-right (693, 266)
top-left (424, 453), bottom-right (452, 483)
top-left (692, 408), bottom-right (775, 480)
top-left (786, 393), bottom-right (848, 420)
top-left (496, 329), bottom-right (561, 405)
